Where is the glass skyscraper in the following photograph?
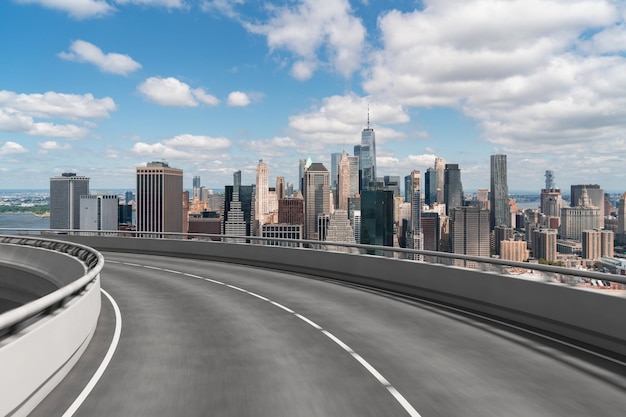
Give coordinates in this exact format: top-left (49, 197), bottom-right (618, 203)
top-left (50, 172), bottom-right (89, 230)
top-left (490, 154), bottom-right (510, 230)
top-left (444, 164), bottom-right (463, 215)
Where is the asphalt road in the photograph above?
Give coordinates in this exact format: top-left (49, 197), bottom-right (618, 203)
top-left (32, 252), bottom-right (626, 417)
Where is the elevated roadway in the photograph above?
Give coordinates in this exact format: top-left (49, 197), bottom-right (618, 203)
top-left (32, 252), bottom-right (626, 417)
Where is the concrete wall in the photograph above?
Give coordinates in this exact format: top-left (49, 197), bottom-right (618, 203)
top-left (61, 236), bottom-right (626, 357)
top-left (0, 240), bottom-right (101, 417)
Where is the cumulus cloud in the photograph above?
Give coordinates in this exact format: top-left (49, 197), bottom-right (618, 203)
top-left (132, 134), bottom-right (231, 162)
top-left (227, 91), bottom-right (251, 107)
top-left (244, 0), bottom-right (365, 79)
top-left (362, 0), bottom-right (626, 157)
top-left (15, 0), bottom-right (115, 19)
top-left (138, 77), bottom-right (219, 107)
top-left (244, 136), bottom-right (297, 157)
top-left (38, 141), bottom-right (71, 154)
top-left (288, 93), bottom-right (409, 144)
top-left (0, 91), bottom-right (114, 139)
top-left (0, 141), bottom-right (28, 156)
top-left (59, 40), bottom-right (142, 75)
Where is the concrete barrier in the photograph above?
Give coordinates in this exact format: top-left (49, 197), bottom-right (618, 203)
top-left (60, 235), bottom-right (626, 358)
top-left (0, 238), bottom-right (103, 417)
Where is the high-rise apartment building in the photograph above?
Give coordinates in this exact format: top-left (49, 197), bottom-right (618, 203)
top-left (80, 194), bottom-right (119, 231)
top-left (136, 161), bottom-right (183, 233)
top-left (434, 157), bottom-right (445, 203)
top-left (278, 197), bottom-right (304, 225)
top-left (500, 239), bottom-right (529, 262)
top-left (304, 163), bottom-right (330, 240)
top-left (493, 225), bottom-right (514, 256)
top-left (601, 230), bottom-right (615, 258)
top-left (337, 151), bottom-right (351, 211)
top-left (582, 229), bottom-right (602, 260)
top-left (618, 192), bottom-right (626, 234)
top-left (450, 206), bottom-right (490, 268)
top-left (255, 159), bottom-right (269, 226)
top-left (444, 164), bottom-right (463, 215)
top-left (407, 170), bottom-right (423, 259)
top-left (490, 154), bottom-right (510, 230)
top-left (50, 172), bottom-right (90, 230)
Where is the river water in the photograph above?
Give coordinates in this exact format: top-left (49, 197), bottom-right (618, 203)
top-left (0, 213), bottom-right (50, 230)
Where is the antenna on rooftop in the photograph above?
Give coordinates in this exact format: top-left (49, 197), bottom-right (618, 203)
top-left (367, 104), bottom-right (370, 130)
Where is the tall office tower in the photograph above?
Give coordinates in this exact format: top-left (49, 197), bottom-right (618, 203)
top-left (532, 228), bottom-right (557, 262)
top-left (360, 188), bottom-right (394, 251)
top-left (545, 170), bottom-right (555, 189)
top-left (604, 194), bottom-right (613, 217)
top-left (50, 172), bottom-right (90, 230)
top-left (223, 181), bottom-right (254, 238)
top-left (358, 115), bottom-right (377, 191)
top-left (324, 210), bottom-right (356, 253)
top-left (619, 192), bottom-right (626, 234)
top-left (337, 151), bottom-right (351, 211)
top-left (444, 164), bottom-right (463, 215)
top-left (421, 212), bottom-right (440, 251)
top-left (80, 194), bottom-right (119, 231)
top-left (450, 206), bottom-right (490, 268)
top-left (407, 170), bottom-right (423, 259)
top-left (493, 225), bottom-right (514, 256)
top-left (434, 157), bottom-right (445, 203)
top-left (404, 174), bottom-right (411, 203)
top-left (136, 161), bottom-right (183, 233)
top-left (347, 155), bottom-right (359, 198)
top-left (424, 168), bottom-right (437, 207)
top-left (303, 163), bottom-right (330, 240)
top-left (298, 158), bottom-right (306, 192)
top-left (500, 239), bottom-right (529, 262)
top-left (125, 191), bottom-right (135, 204)
top-left (582, 230), bottom-right (601, 260)
top-left (330, 152), bottom-right (342, 191)
top-left (571, 184), bottom-right (605, 228)
top-left (560, 188), bottom-right (601, 240)
top-left (476, 189), bottom-right (489, 210)
top-left (278, 197), bottom-right (305, 225)
top-left (255, 159), bottom-right (269, 225)
top-left (540, 188), bottom-right (564, 218)
top-left (601, 230), bottom-right (614, 257)
top-left (233, 170), bottom-right (241, 194)
top-left (276, 176), bottom-right (285, 200)
top-left (490, 154), bottom-right (510, 230)
top-left (383, 176), bottom-right (401, 197)
top-left (192, 176), bottom-right (201, 200)
top-left (317, 213), bottom-right (331, 241)
top-left (224, 192), bottom-right (247, 243)
top-left (286, 182), bottom-right (294, 198)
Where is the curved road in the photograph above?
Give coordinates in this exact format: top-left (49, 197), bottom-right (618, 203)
top-left (32, 252), bottom-right (626, 416)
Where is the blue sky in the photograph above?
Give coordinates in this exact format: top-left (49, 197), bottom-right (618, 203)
top-left (1, 0), bottom-right (626, 193)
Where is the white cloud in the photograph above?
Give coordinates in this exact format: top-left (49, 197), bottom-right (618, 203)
top-left (200, 0), bottom-right (244, 18)
top-left (115, 0), bottom-right (185, 7)
top-left (38, 141), bottom-right (71, 154)
top-left (138, 77), bottom-right (219, 107)
top-left (244, 0), bottom-right (365, 79)
top-left (288, 93), bottom-right (409, 144)
top-left (0, 90), bottom-right (116, 119)
top-left (131, 134), bottom-right (231, 162)
top-left (0, 141), bottom-right (28, 156)
top-left (15, 0), bottom-right (115, 19)
top-left (59, 40), bottom-right (142, 75)
top-left (227, 91), bottom-right (251, 107)
top-left (244, 136), bottom-right (297, 157)
top-left (0, 108), bottom-right (88, 139)
top-left (362, 0), bottom-right (626, 157)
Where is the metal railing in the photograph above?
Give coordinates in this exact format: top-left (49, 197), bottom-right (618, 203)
top-left (2, 228), bottom-right (625, 289)
top-left (0, 234), bottom-right (105, 339)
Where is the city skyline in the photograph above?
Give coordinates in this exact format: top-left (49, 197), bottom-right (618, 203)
top-left (2, 1), bottom-right (626, 191)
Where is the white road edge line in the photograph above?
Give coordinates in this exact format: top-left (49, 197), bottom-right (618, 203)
top-left (270, 301), bottom-right (294, 313)
top-left (387, 386), bottom-right (423, 417)
top-left (295, 314), bottom-right (322, 330)
top-left (350, 352), bottom-right (391, 386)
top-left (247, 292), bottom-right (270, 302)
top-left (321, 330), bottom-right (354, 353)
top-left (62, 288), bottom-right (122, 417)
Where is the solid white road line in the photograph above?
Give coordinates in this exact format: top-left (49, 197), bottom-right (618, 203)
top-left (62, 289), bottom-right (122, 417)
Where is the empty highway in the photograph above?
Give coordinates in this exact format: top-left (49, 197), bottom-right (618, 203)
top-left (32, 252), bottom-right (626, 416)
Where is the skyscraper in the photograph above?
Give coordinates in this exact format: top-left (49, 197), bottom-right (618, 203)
top-left (192, 176), bottom-right (201, 201)
top-left (276, 176), bottom-right (285, 200)
top-left (361, 187), bottom-right (394, 251)
top-left (545, 170), bottom-right (555, 189)
top-left (136, 161), bottom-right (183, 233)
top-left (324, 210), bottom-right (357, 253)
top-left (348, 155), bottom-right (360, 198)
top-left (450, 206), bottom-right (490, 268)
top-left (571, 184), bottom-right (605, 228)
top-left (337, 151), bottom-right (351, 211)
top-left (50, 172), bottom-right (90, 230)
top-left (330, 152), bottom-right (342, 191)
top-left (255, 159), bottom-right (269, 225)
top-left (424, 168), bottom-right (437, 207)
top-left (80, 194), bottom-right (119, 231)
top-left (358, 114), bottom-right (376, 191)
top-left (304, 163), bottom-right (330, 240)
top-left (444, 164), bottom-right (463, 215)
top-left (490, 154), bottom-right (510, 230)
top-left (560, 187), bottom-right (600, 240)
top-left (618, 192), bottom-right (626, 234)
top-left (407, 170), bottom-right (424, 260)
top-left (434, 157), bottom-right (445, 203)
